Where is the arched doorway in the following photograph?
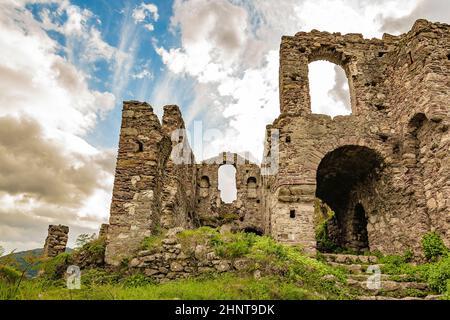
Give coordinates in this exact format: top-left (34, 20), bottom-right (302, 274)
top-left (315, 145), bottom-right (383, 252)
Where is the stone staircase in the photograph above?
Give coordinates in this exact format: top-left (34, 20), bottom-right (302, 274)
top-left (321, 253), bottom-right (443, 300)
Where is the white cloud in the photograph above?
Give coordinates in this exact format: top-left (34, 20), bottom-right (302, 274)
top-left (132, 2), bottom-right (159, 32)
top-left (132, 69), bottom-right (153, 80)
top-left (154, 0), bottom-right (444, 164)
top-left (144, 23), bottom-right (154, 31)
top-left (0, 0), bottom-right (116, 252)
top-left (309, 61), bottom-right (351, 117)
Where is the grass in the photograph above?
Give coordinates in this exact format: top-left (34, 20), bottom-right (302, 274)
top-left (3, 228), bottom-right (449, 300)
top-left (0, 228), bottom-right (354, 300)
top-left (0, 273), bottom-right (338, 300)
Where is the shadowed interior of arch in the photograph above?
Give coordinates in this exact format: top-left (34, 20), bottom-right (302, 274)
top-left (315, 145), bottom-right (383, 252)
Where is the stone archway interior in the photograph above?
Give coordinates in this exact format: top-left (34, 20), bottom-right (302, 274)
top-left (316, 145), bottom-right (383, 252)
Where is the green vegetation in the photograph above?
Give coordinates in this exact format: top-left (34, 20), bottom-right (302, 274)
top-left (40, 253), bottom-right (72, 279)
top-left (141, 234), bottom-right (164, 252)
top-left (0, 272), bottom-right (337, 300)
top-left (0, 228), bottom-right (353, 300)
top-left (375, 233), bottom-right (450, 297)
top-left (314, 199), bottom-right (339, 252)
top-left (422, 231), bottom-right (448, 261)
top-left (2, 228), bottom-right (450, 300)
top-left (75, 233), bottom-right (96, 248)
top-left (0, 265), bottom-right (22, 283)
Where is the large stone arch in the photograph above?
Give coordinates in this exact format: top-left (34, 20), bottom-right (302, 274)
top-left (315, 145), bottom-right (385, 252)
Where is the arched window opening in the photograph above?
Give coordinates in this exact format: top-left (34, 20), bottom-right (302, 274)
top-left (247, 177), bottom-right (257, 199)
top-left (309, 61), bottom-right (351, 117)
top-left (199, 176), bottom-right (210, 198)
top-left (218, 165), bottom-right (237, 203)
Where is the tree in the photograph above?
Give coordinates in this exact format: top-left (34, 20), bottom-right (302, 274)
top-left (75, 233), bottom-right (96, 248)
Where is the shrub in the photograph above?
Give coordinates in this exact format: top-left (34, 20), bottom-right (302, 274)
top-left (422, 232), bottom-right (448, 261)
top-left (76, 233), bottom-right (96, 248)
top-left (40, 253), bottom-right (72, 279)
top-left (177, 226), bottom-right (221, 252)
top-left (0, 265), bottom-right (22, 283)
top-left (213, 232), bottom-right (256, 258)
top-left (314, 199), bottom-right (338, 252)
top-left (426, 255), bottom-right (450, 293)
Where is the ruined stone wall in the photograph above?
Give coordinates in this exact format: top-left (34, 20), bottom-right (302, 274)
top-left (265, 19), bottom-right (450, 256)
top-left (105, 20), bottom-right (449, 264)
top-left (105, 105), bottom-right (264, 266)
top-left (43, 225), bottom-right (69, 258)
top-left (128, 228), bottom-right (250, 282)
top-left (195, 152), bottom-right (263, 233)
top-left (105, 101), bottom-right (172, 266)
top-left (384, 20), bottom-right (450, 248)
top-left (160, 105), bottom-right (198, 230)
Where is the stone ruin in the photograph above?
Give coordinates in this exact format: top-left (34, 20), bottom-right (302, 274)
top-left (43, 225), bottom-right (69, 258)
top-left (101, 19), bottom-right (449, 266)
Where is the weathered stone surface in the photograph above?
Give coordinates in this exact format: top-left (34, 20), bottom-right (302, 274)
top-left (104, 19), bottom-right (450, 266)
top-left (42, 225), bottom-right (69, 258)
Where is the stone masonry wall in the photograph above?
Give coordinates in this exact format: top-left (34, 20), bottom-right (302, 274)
top-left (105, 101), bottom-right (172, 266)
top-left (264, 19), bottom-right (449, 256)
top-left (43, 225), bottom-right (69, 258)
top-left (195, 152), bottom-right (263, 233)
top-left (160, 105), bottom-right (197, 230)
top-left (128, 228), bottom-right (252, 282)
top-left (106, 19), bottom-right (449, 264)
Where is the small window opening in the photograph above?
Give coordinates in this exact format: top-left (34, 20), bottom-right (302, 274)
top-left (285, 136), bottom-right (291, 143)
top-left (289, 210), bottom-right (296, 219)
top-left (375, 104), bottom-right (385, 111)
top-left (137, 140), bottom-right (144, 152)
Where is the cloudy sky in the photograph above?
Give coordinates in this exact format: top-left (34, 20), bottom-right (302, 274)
top-left (0, 0), bottom-right (448, 253)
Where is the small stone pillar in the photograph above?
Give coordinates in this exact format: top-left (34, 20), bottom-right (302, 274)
top-left (43, 225), bottom-right (69, 258)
